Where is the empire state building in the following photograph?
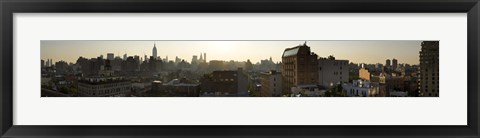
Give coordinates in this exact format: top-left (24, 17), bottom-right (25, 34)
top-left (152, 42), bottom-right (157, 59)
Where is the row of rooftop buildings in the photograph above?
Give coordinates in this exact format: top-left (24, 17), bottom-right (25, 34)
top-left (41, 41), bottom-right (438, 97)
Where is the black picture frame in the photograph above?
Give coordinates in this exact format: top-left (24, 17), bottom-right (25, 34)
top-left (1, 0), bottom-right (479, 137)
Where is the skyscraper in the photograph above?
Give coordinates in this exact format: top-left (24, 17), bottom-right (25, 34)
top-left (281, 42), bottom-right (319, 95)
top-left (152, 42), bottom-right (157, 60)
top-left (204, 53), bottom-right (206, 62)
top-left (419, 41), bottom-right (439, 97)
top-left (192, 55), bottom-right (198, 64)
top-left (107, 53), bottom-right (114, 60)
top-left (386, 59), bottom-right (391, 68)
top-left (392, 58), bottom-right (398, 70)
top-left (41, 59), bottom-right (45, 69)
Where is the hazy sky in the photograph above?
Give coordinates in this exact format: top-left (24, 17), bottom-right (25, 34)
top-left (41, 40), bottom-right (422, 65)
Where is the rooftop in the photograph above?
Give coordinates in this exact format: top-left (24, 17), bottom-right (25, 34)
top-left (282, 47), bottom-right (300, 57)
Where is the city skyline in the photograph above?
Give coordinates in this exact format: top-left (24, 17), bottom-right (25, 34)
top-left (41, 40), bottom-right (423, 65)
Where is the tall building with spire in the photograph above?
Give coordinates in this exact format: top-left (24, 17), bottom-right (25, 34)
top-left (199, 53), bottom-right (203, 62)
top-left (152, 42), bottom-right (157, 60)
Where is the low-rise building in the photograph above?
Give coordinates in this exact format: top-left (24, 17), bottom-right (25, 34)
top-left (131, 81), bottom-right (152, 96)
top-left (162, 78), bottom-right (200, 97)
top-left (260, 70), bottom-right (282, 97)
top-left (200, 68), bottom-right (248, 96)
top-left (342, 79), bottom-right (379, 97)
top-left (77, 76), bottom-right (131, 97)
top-left (291, 84), bottom-right (326, 97)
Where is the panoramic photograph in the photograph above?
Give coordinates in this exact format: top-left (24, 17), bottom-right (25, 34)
top-left (40, 40), bottom-right (439, 97)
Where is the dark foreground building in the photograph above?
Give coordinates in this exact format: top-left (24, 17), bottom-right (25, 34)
top-left (419, 41), bottom-right (439, 97)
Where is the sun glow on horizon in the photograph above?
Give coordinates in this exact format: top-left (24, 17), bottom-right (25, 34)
top-left (41, 40), bottom-right (422, 65)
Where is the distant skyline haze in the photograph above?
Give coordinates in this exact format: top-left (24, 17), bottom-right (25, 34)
top-left (41, 40), bottom-right (423, 65)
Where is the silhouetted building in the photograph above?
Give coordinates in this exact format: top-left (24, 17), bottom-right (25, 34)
top-left (281, 42), bottom-right (319, 95)
top-left (41, 59), bottom-right (45, 69)
top-left (55, 61), bottom-right (69, 75)
top-left (152, 42), bottom-right (157, 60)
top-left (419, 41), bottom-right (439, 97)
top-left (200, 68), bottom-right (248, 96)
top-left (107, 53), bottom-right (114, 60)
top-left (192, 55), bottom-right (198, 65)
top-left (392, 58), bottom-right (398, 71)
top-left (99, 60), bottom-right (114, 76)
top-left (204, 53), bottom-right (207, 63)
top-left (245, 59), bottom-right (254, 72)
top-left (386, 59), bottom-right (391, 68)
top-left (148, 56), bottom-right (157, 73)
top-left (121, 57), bottom-right (138, 75)
top-left (76, 57), bottom-right (104, 76)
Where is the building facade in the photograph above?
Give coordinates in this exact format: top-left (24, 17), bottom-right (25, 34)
top-left (200, 68), bottom-right (248, 96)
top-left (260, 70), bottom-right (282, 96)
top-left (77, 76), bottom-right (131, 97)
top-left (359, 64), bottom-right (371, 81)
top-left (419, 41), bottom-right (439, 97)
top-left (318, 56), bottom-right (349, 89)
top-left (342, 79), bottom-right (380, 97)
top-left (282, 42), bottom-right (319, 95)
